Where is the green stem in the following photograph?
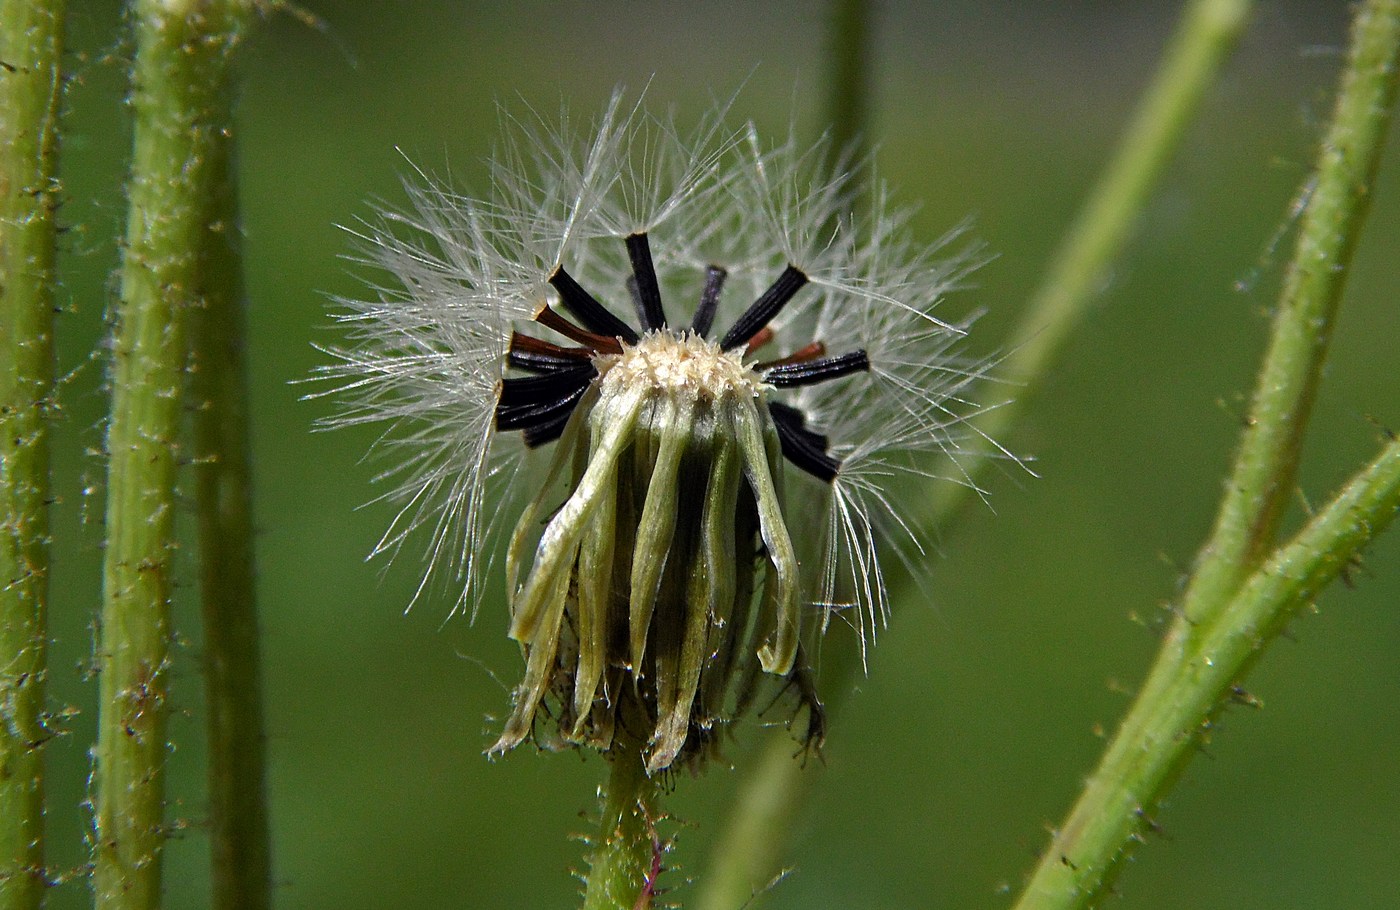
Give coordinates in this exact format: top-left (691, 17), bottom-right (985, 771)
top-left (190, 50), bottom-right (270, 910)
top-left (0, 1), bottom-right (65, 906)
top-left (582, 727), bottom-right (662, 910)
top-left (823, 0), bottom-right (870, 165)
top-left (693, 732), bottom-right (804, 910)
top-left (1177, 0), bottom-right (1400, 631)
top-left (95, 2), bottom-right (252, 907)
top-left (695, 3), bottom-right (1253, 905)
top-left (1012, 432), bottom-right (1400, 910)
top-left (1013, 3), bottom-right (1400, 906)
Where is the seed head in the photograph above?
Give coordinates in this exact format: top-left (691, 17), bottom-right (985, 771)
top-left (315, 90), bottom-right (998, 771)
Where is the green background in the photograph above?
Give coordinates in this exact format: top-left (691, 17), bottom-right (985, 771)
top-left (41, 2), bottom-right (1399, 907)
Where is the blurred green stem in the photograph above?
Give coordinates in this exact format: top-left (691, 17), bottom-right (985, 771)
top-left (932, 0), bottom-right (1254, 519)
top-left (96, 2), bottom-right (252, 908)
top-left (823, 0), bottom-right (870, 164)
top-left (189, 39), bottom-right (270, 910)
top-left (1013, 2), bottom-right (1400, 907)
top-left (582, 727), bottom-right (661, 910)
top-left (0, 1), bottom-right (65, 906)
top-left (696, 2), bottom-right (1252, 906)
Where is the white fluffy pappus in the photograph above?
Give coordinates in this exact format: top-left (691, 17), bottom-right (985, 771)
top-left (312, 89), bottom-right (1006, 666)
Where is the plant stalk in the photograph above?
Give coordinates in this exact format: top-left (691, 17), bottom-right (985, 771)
top-left (95, 2), bottom-right (252, 907)
top-left (1177, 0), bottom-right (1400, 632)
top-left (0, 1), bottom-right (65, 906)
top-left (823, 0), bottom-right (871, 165)
top-left (189, 46), bottom-right (270, 910)
top-left (1013, 2), bottom-right (1400, 906)
top-left (582, 725), bottom-right (662, 910)
top-left (1012, 432), bottom-right (1400, 910)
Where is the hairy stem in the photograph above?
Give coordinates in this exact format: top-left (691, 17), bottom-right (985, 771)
top-left (190, 54), bottom-right (270, 910)
top-left (1013, 433), bottom-right (1400, 910)
top-left (1177, 0), bottom-right (1400, 631)
top-left (0, 1), bottom-right (65, 906)
top-left (1013, 2), bottom-right (1400, 906)
top-left (95, 2), bottom-right (252, 907)
top-left (582, 724), bottom-right (662, 910)
top-left (696, 2), bottom-right (1253, 905)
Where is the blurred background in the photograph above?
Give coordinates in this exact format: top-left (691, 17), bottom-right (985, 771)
top-left (44, 1), bottom-right (1400, 907)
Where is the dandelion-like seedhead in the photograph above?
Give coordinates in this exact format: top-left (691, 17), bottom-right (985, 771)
top-left (316, 90), bottom-right (996, 771)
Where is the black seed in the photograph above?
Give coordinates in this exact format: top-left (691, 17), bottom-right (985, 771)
top-left (625, 232), bottom-right (666, 331)
top-left (549, 266), bottom-right (639, 344)
top-left (626, 275), bottom-right (641, 323)
top-left (495, 363), bottom-right (596, 435)
top-left (769, 401), bottom-right (839, 482)
top-left (764, 351), bottom-right (869, 388)
top-left (497, 363), bottom-right (596, 410)
top-left (719, 265), bottom-right (808, 350)
top-left (690, 265), bottom-right (727, 338)
top-left (496, 381), bottom-right (590, 433)
top-left (522, 407), bottom-right (578, 447)
top-left (508, 347), bottom-right (593, 374)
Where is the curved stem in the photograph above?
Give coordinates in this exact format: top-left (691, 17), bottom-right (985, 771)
top-left (931, 0), bottom-right (1254, 520)
top-left (0, 0), bottom-right (65, 906)
top-left (694, 732), bottom-right (806, 910)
